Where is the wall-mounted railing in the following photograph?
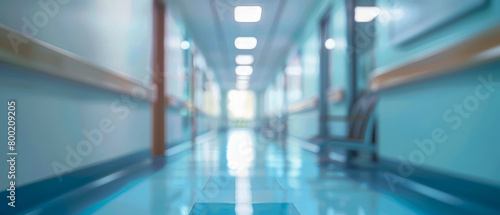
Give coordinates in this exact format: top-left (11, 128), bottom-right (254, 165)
top-left (287, 96), bottom-right (319, 115)
top-left (327, 89), bottom-right (345, 104)
top-left (165, 95), bottom-right (218, 118)
top-left (0, 24), bottom-right (218, 119)
top-left (370, 25), bottom-right (500, 91)
top-left (0, 24), bottom-right (154, 101)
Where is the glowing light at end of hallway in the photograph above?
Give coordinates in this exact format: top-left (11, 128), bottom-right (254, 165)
top-left (235, 66), bottom-right (253, 76)
top-left (235, 55), bottom-right (254, 65)
top-left (355, 7), bottom-right (381, 22)
top-left (227, 91), bottom-right (255, 120)
top-left (180, 40), bottom-right (190, 50)
top-left (234, 6), bottom-right (262, 22)
top-left (286, 66), bottom-right (302, 75)
top-left (325, 38), bottom-right (336, 50)
top-left (235, 37), bottom-right (257, 50)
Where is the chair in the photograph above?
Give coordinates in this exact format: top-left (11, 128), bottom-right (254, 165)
top-left (318, 93), bottom-right (378, 165)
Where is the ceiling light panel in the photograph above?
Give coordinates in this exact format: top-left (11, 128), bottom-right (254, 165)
top-left (237, 75), bottom-right (250, 80)
top-left (355, 7), bottom-right (381, 22)
top-left (236, 81), bottom-right (249, 90)
top-left (180, 40), bottom-right (190, 50)
top-left (234, 6), bottom-right (262, 22)
top-left (235, 66), bottom-right (253, 76)
top-left (235, 55), bottom-right (254, 65)
top-left (235, 37), bottom-right (257, 50)
top-left (324, 38), bottom-right (335, 50)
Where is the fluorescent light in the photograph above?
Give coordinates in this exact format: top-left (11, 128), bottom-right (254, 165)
top-left (236, 85), bottom-right (248, 90)
top-left (235, 66), bottom-right (253, 76)
top-left (325, 38), bottom-right (335, 50)
top-left (236, 81), bottom-right (249, 90)
top-left (355, 7), bottom-right (381, 22)
top-left (237, 79), bottom-right (249, 84)
top-left (235, 37), bottom-right (257, 50)
top-left (236, 81), bottom-right (249, 86)
top-left (237, 75), bottom-right (250, 80)
top-left (234, 6), bottom-right (262, 22)
top-left (180, 40), bottom-right (190, 50)
top-left (235, 55), bottom-right (254, 65)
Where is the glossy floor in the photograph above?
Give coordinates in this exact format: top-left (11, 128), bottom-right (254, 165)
top-left (81, 129), bottom-right (456, 215)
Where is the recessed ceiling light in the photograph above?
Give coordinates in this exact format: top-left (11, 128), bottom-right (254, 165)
top-left (235, 55), bottom-right (254, 65)
top-left (235, 66), bottom-right (253, 76)
top-left (234, 6), bottom-right (262, 22)
top-left (236, 81), bottom-right (249, 90)
top-left (180, 40), bottom-right (190, 50)
top-left (325, 38), bottom-right (335, 50)
top-left (236, 85), bottom-right (248, 90)
top-left (237, 75), bottom-right (250, 80)
top-left (355, 7), bottom-right (381, 22)
top-left (235, 37), bottom-right (257, 50)
top-left (237, 80), bottom-right (249, 86)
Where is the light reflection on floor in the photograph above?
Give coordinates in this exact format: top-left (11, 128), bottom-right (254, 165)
top-left (228, 130), bottom-right (254, 215)
top-left (84, 129), bottom-right (425, 215)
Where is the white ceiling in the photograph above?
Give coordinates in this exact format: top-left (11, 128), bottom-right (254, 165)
top-left (165, 0), bottom-right (323, 91)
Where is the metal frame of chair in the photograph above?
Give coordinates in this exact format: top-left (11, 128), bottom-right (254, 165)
top-left (318, 94), bottom-right (378, 165)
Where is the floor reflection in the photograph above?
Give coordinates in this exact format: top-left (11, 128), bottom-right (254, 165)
top-left (86, 129), bottom-right (454, 215)
top-left (228, 130), bottom-right (255, 215)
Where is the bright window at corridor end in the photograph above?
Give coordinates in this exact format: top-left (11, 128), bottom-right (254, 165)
top-left (227, 90), bottom-right (255, 120)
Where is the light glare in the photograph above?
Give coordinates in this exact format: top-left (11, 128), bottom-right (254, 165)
top-left (237, 75), bottom-right (250, 80)
top-left (236, 83), bottom-right (249, 90)
top-left (180, 40), bottom-right (190, 50)
top-left (235, 55), bottom-right (254, 65)
top-left (325, 38), bottom-right (336, 50)
top-left (237, 80), bottom-right (249, 85)
top-left (355, 7), bottom-right (381, 22)
top-left (234, 6), bottom-right (262, 22)
top-left (235, 37), bottom-right (257, 50)
top-left (235, 66), bottom-right (253, 76)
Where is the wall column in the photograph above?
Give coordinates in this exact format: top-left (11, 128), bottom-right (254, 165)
top-left (190, 49), bottom-right (197, 150)
top-left (152, 0), bottom-right (166, 156)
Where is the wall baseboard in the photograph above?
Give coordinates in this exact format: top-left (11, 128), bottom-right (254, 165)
top-left (378, 158), bottom-right (500, 212)
top-left (0, 149), bottom-right (151, 213)
top-left (0, 130), bottom-right (220, 213)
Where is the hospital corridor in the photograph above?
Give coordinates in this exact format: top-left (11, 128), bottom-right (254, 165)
top-left (1, 0), bottom-right (500, 214)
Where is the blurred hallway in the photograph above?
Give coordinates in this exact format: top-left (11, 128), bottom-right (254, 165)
top-left (2, 0), bottom-right (500, 214)
top-left (33, 129), bottom-right (475, 214)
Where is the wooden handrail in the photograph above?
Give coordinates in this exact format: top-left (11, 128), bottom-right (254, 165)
top-left (0, 24), bottom-right (153, 101)
top-left (165, 95), bottom-right (190, 109)
top-left (165, 95), bottom-right (218, 117)
top-left (371, 25), bottom-right (500, 91)
top-left (287, 97), bottom-right (319, 114)
top-left (327, 89), bottom-right (345, 103)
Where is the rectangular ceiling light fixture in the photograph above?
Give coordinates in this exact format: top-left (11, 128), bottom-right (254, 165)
top-left (235, 37), bottom-right (257, 50)
top-left (236, 80), bottom-right (250, 90)
top-left (235, 55), bottom-right (254, 65)
top-left (237, 75), bottom-right (250, 80)
top-left (234, 6), bottom-right (262, 22)
top-left (237, 80), bottom-right (249, 85)
top-left (355, 6), bottom-right (381, 22)
top-left (235, 66), bottom-right (253, 76)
